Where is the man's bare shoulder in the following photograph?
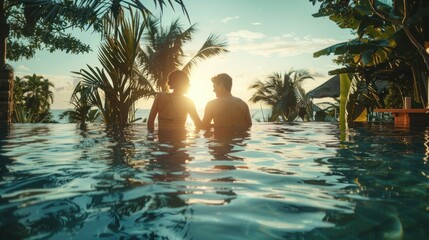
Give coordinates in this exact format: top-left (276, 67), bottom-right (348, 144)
top-left (232, 96), bottom-right (247, 104)
top-left (228, 97), bottom-right (249, 109)
top-left (205, 98), bottom-right (218, 106)
top-left (207, 96), bottom-right (248, 108)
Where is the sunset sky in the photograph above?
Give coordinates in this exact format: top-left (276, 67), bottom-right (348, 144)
top-left (11, 0), bottom-right (354, 110)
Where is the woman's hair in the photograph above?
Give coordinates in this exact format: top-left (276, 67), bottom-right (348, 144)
top-left (168, 70), bottom-right (189, 90)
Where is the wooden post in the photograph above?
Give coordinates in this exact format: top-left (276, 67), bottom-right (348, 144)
top-left (0, 68), bottom-right (13, 126)
top-left (404, 96), bottom-right (411, 109)
top-left (0, 0), bottom-right (12, 127)
top-left (339, 73), bottom-right (351, 138)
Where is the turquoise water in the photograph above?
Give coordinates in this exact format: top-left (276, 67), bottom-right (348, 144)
top-left (0, 123), bottom-right (428, 239)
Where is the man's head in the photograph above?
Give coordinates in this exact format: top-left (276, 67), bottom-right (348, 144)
top-left (211, 73), bottom-right (232, 97)
top-left (168, 70), bottom-right (190, 92)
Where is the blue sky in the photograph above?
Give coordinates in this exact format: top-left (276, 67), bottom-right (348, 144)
top-left (11, 0), bottom-right (353, 109)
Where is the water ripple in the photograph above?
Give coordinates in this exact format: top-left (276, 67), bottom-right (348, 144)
top-left (0, 123), bottom-right (427, 239)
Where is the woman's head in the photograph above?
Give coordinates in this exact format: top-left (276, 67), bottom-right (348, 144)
top-left (168, 70), bottom-right (190, 92)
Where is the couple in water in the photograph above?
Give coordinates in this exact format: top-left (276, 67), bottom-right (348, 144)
top-left (147, 70), bottom-right (252, 132)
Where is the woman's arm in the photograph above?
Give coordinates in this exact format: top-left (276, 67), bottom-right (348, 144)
top-left (188, 101), bottom-right (202, 129)
top-left (147, 95), bottom-right (159, 131)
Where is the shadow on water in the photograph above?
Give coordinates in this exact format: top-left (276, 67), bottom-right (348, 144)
top-left (205, 128), bottom-right (250, 162)
top-left (81, 125), bottom-right (195, 239)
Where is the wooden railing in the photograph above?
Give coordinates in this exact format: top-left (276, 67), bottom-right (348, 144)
top-left (374, 108), bottom-right (429, 127)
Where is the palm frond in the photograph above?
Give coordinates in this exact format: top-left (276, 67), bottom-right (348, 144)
top-left (182, 33), bottom-right (229, 73)
top-left (249, 69), bottom-right (314, 121)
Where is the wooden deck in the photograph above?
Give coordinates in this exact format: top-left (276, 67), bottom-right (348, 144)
top-left (374, 108), bottom-right (429, 127)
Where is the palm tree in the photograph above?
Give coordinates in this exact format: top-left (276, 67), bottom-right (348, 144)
top-left (140, 16), bottom-right (229, 91)
top-left (59, 82), bottom-right (100, 125)
top-left (75, 0), bottom-right (189, 37)
top-left (23, 74), bottom-right (54, 112)
top-left (12, 74), bottom-right (55, 123)
top-left (249, 69), bottom-right (313, 122)
top-left (73, 11), bottom-right (155, 127)
top-left (0, 0), bottom-right (188, 125)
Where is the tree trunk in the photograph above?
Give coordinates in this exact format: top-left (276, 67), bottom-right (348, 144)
top-left (0, 0), bottom-right (12, 127)
top-left (0, 68), bottom-right (13, 126)
top-left (0, 0), bottom-right (5, 68)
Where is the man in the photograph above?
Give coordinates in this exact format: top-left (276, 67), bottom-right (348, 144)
top-left (202, 73), bottom-right (252, 129)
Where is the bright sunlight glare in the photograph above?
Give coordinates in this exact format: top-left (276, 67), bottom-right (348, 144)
top-left (187, 73), bottom-right (215, 111)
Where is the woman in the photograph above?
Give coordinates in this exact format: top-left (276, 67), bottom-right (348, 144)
top-left (147, 70), bottom-right (201, 132)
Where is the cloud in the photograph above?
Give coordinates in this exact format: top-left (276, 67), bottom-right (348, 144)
top-left (38, 74), bottom-right (75, 93)
top-left (226, 30), bottom-right (265, 44)
top-left (16, 65), bottom-right (30, 72)
top-left (252, 22), bottom-right (262, 26)
top-left (46, 75), bottom-right (76, 109)
top-left (227, 31), bottom-right (343, 57)
top-left (55, 82), bottom-right (73, 92)
top-left (311, 71), bottom-right (326, 78)
top-left (221, 16), bottom-right (239, 23)
top-left (282, 33), bottom-right (296, 38)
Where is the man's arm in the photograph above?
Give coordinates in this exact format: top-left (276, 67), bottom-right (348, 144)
top-left (244, 103), bottom-right (252, 128)
top-left (201, 103), bottom-right (214, 129)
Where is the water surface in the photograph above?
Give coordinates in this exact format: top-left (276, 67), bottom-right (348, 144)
top-left (0, 123), bottom-right (428, 239)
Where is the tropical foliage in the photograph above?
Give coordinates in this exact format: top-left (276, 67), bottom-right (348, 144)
top-left (140, 16), bottom-right (229, 91)
top-left (315, 100), bottom-right (339, 122)
top-left (3, 0), bottom-right (91, 64)
top-left (2, 0), bottom-right (187, 64)
top-left (310, 0), bottom-right (429, 115)
top-left (71, 10), bottom-right (228, 126)
top-left (12, 74), bottom-right (55, 123)
top-left (249, 69), bottom-right (314, 122)
top-left (73, 11), bottom-right (155, 127)
top-left (59, 82), bottom-right (101, 125)
top-left (1, 0), bottom-right (187, 124)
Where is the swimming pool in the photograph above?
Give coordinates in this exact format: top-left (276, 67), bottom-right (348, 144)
top-left (0, 123), bottom-right (428, 239)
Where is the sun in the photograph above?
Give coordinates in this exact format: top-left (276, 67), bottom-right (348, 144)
top-left (186, 74), bottom-right (214, 111)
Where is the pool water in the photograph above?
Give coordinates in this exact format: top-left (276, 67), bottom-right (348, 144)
top-left (0, 123), bottom-right (428, 239)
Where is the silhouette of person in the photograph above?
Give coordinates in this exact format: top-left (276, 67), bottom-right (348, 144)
top-left (147, 70), bottom-right (201, 132)
top-left (202, 73), bottom-right (252, 130)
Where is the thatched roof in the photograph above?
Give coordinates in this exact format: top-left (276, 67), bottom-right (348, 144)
top-left (306, 75), bottom-right (389, 99)
top-left (307, 75), bottom-right (340, 99)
